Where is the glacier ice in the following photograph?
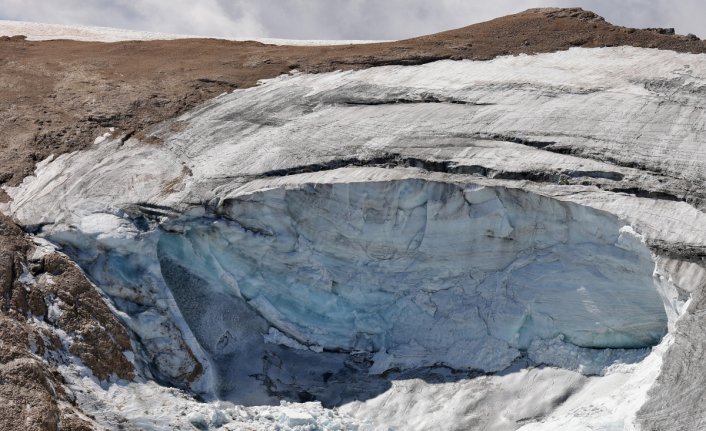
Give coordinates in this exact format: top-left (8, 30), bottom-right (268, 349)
top-left (0, 19), bottom-right (386, 44)
top-left (4, 46), bottom-right (706, 429)
top-left (165, 180), bottom-right (666, 366)
top-left (32, 178), bottom-right (669, 406)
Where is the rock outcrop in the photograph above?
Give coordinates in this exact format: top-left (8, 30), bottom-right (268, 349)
top-left (0, 213), bottom-right (133, 431)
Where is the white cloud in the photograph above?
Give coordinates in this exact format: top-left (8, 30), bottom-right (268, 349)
top-left (0, 0), bottom-right (703, 40)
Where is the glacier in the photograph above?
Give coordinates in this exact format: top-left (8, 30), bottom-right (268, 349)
top-left (29, 176), bottom-right (671, 409)
top-left (159, 180), bottom-right (666, 370)
top-left (0, 19), bottom-right (387, 44)
top-left (4, 46), bottom-right (706, 429)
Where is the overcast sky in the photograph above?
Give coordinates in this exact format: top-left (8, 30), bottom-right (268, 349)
top-left (0, 0), bottom-right (704, 40)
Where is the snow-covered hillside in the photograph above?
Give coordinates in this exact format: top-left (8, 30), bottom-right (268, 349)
top-left (0, 19), bottom-right (385, 45)
top-left (4, 46), bottom-right (706, 430)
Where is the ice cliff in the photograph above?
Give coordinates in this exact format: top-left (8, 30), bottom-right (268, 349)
top-left (5, 46), bottom-right (706, 430)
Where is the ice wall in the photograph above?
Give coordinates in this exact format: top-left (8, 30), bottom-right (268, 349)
top-left (46, 179), bottom-right (668, 402)
top-left (159, 180), bottom-right (666, 373)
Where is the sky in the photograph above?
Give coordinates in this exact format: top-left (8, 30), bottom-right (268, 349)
top-left (0, 0), bottom-right (704, 40)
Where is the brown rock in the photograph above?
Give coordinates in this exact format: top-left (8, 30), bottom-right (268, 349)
top-left (0, 214), bottom-right (131, 428)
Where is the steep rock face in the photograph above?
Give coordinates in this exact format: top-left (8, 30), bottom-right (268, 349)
top-left (4, 45), bottom-right (706, 429)
top-left (0, 213), bottom-right (134, 431)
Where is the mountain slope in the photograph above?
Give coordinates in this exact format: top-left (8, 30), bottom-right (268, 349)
top-left (1, 8), bottom-right (706, 431)
top-left (0, 7), bottom-right (704, 190)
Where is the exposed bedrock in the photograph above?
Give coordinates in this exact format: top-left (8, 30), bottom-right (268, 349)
top-left (36, 179), bottom-right (676, 406)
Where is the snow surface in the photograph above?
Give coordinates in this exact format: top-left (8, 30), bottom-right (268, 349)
top-left (56, 337), bottom-right (668, 430)
top-left (5, 46), bottom-right (706, 429)
top-left (0, 20), bottom-right (387, 45)
top-left (343, 337), bottom-right (671, 431)
top-left (60, 362), bottom-right (369, 430)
